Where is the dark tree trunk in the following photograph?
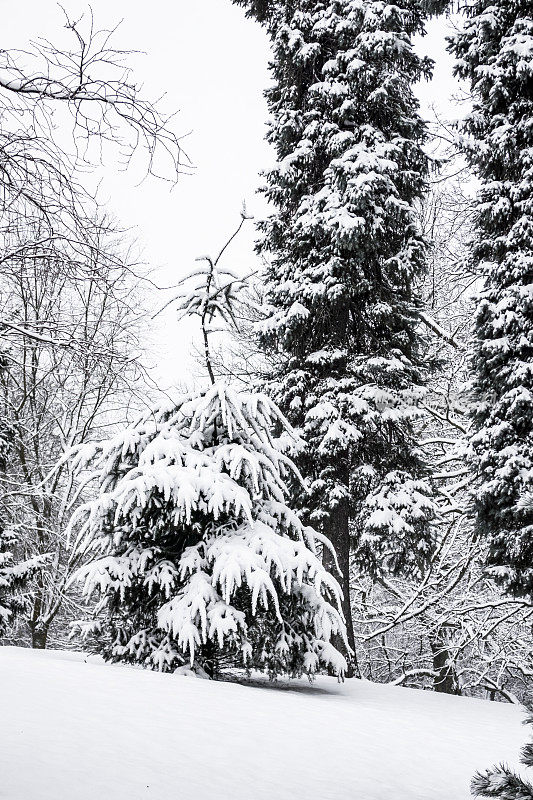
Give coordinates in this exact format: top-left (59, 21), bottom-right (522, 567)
top-left (30, 624), bottom-right (49, 649)
top-left (430, 627), bottom-right (459, 694)
top-left (323, 500), bottom-right (359, 678)
top-left (28, 588), bottom-right (49, 649)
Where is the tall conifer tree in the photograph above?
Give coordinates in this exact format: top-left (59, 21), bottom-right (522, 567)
top-left (451, 1), bottom-right (533, 597)
top-left (234, 0), bottom-right (437, 667)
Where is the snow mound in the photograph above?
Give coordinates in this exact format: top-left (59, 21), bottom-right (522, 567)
top-left (0, 646), bottom-right (529, 800)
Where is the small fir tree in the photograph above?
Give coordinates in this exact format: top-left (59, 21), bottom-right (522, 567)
top-left (233, 0), bottom-right (437, 667)
top-left (0, 412), bottom-right (43, 638)
top-left (70, 219), bottom-right (348, 678)
top-left (0, 354), bottom-right (43, 638)
top-left (450, 0), bottom-right (533, 597)
top-left (0, 528), bottom-right (41, 638)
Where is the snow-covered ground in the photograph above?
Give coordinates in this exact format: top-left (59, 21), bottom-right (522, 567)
top-left (1, 646), bottom-right (529, 800)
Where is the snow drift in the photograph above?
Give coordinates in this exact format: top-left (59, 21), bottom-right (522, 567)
top-left (0, 646), bottom-right (529, 800)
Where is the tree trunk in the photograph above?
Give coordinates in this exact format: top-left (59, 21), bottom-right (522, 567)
top-left (30, 624), bottom-right (49, 649)
top-left (323, 500), bottom-right (358, 678)
top-left (28, 587), bottom-right (49, 649)
top-left (430, 627), bottom-right (458, 694)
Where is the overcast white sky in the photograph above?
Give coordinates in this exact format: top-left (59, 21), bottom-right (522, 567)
top-left (4, 1), bottom-right (460, 391)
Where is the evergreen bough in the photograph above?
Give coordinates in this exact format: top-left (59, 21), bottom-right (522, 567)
top-left (472, 718), bottom-right (533, 799)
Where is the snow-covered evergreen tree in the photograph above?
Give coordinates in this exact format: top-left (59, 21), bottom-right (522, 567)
top-left (233, 0), bottom-right (437, 661)
top-left (451, 0), bottom-right (533, 597)
top-left (472, 718), bottom-right (533, 799)
top-left (71, 387), bottom-right (347, 677)
top-left (0, 406), bottom-right (41, 638)
top-left (0, 528), bottom-right (39, 638)
top-left (70, 220), bottom-right (348, 678)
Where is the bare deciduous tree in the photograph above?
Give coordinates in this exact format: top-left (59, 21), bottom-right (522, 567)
top-left (0, 8), bottom-right (186, 346)
top-left (0, 218), bottom-right (154, 648)
top-left (0, 8), bottom-right (186, 645)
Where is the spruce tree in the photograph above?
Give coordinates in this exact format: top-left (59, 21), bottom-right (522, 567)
top-left (70, 226), bottom-right (348, 678)
top-left (233, 0), bottom-right (437, 666)
top-left (451, 0), bottom-right (533, 597)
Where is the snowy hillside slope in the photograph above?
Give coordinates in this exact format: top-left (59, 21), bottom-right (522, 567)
top-left (0, 646), bottom-right (530, 800)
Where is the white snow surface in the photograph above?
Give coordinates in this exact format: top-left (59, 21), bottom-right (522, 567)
top-left (0, 646), bottom-right (529, 800)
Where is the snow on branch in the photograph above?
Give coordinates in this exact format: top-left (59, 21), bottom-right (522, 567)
top-left (0, 7), bottom-right (187, 180)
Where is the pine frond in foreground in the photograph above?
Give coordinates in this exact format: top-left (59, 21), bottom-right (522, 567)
top-left (472, 719), bottom-right (533, 799)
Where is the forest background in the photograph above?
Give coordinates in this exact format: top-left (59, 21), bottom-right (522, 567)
top-left (1, 0), bottom-right (532, 715)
